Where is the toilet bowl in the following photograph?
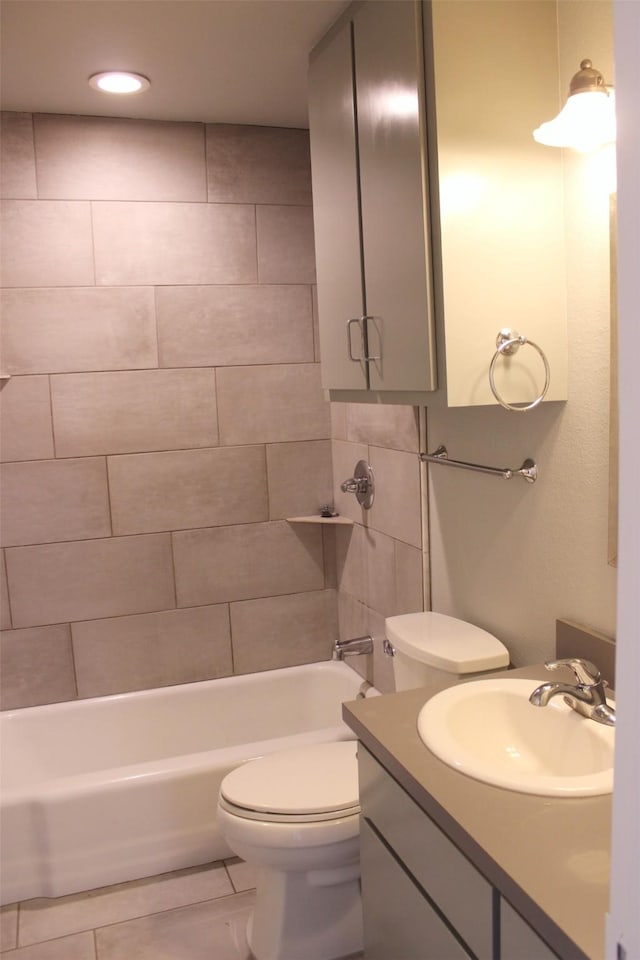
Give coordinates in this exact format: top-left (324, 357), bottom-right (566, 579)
top-left (217, 740), bottom-right (362, 960)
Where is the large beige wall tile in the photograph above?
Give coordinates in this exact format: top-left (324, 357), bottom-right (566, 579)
top-left (256, 205), bottom-right (316, 283)
top-left (206, 124), bottom-right (312, 204)
top-left (173, 521), bottom-right (324, 607)
top-left (0, 624), bottom-right (76, 709)
top-left (156, 285), bottom-right (314, 367)
top-left (365, 528), bottom-right (397, 618)
top-left (335, 523), bottom-right (368, 604)
top-left (34, 115), bottom-right (206, 201)
top-left (6, 534), bottom-right (175, 628)
top-left (0, 200), bottom-right (94, 287)
top-left (368, 446), bottom-right (422, 548)
top-left (92, 201), bottom-right (257, 286)
top-left (1, 288), bottom-right (157, 375)
top-left (108, 446), bottom-right (268, 535)
top-left (1, 112), bottom-right (37, 198)
top-left (0, 458), bottom-right (111, 546)
top-left (217, 364), bottom-right (329, 445)
top-left (0, 376), bottom-right (54, 462)
top-left (331, 439), bottom-right (369, 523)
top-left (72, 605), bottom-right (232, 697)
top-left (51, 369), bottom-right (217, 456)
top-left (345, 403), bottom-right (420, 452)
top-left (1, 551), bottom-right (11, 629)
top-left (230, 589), bottom-right (336, 673)
top-left (266, 440), bottom-right (332, 519)
top-left (395, 540), bottom-right (424, 614)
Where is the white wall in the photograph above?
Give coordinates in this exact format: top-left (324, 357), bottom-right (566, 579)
top-left (427, 2), bottom-right (617, 666)
top-left (607, 1), bottom-right (640, 952)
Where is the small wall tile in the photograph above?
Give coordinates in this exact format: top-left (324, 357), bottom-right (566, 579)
top-left (92, 201), bottom-right (257, 286)
top-left (217, 364), bottom-right (329, 445)
top-left (206, 124), bottom-right (312, 204)
top-left (0, 376), bottom-right (54, 462)
top-left (1, 112), bottom-right (37, 199)
top-left (368, 446), bottom-right (422, 548)
top-left (51, 369), bottom-right (217, 457)
top-left (256, 205), bottom-right (316, 284)
top-left (0, 287), bottom-right (157, 375)
top-left (0, 458), bottom-right (111, 547)
top-left (0, 200), bottom-right (94, 287)
top-left (1, 551), bottom-right (10, 629)
top-left (34, 115), bottom-right (206, 201)
top-left (6, 534), bottom-right (175, 628)
top-left (173, 521), bottom-right (324, 607)
top-left (108, 446), bottom-right (268, 535)
top-left (72, 605), bottom-right (232, 698)
top-left (345, 403), bottom-right (420, 453)
top-left (230, 590), bottom-right (336, 674)
top-left (156, 285), bottom-right (313, 368)
top-left (0, 624), bottom-right (76, 709)
top-left (266, 440), bottom-right (333, 519)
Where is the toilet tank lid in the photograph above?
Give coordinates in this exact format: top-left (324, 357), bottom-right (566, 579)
top-left (385, 612), bottom-right (509, 674)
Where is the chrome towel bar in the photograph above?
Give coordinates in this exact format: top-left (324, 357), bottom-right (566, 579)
top-left (419, 445), bottom-right (538, 483)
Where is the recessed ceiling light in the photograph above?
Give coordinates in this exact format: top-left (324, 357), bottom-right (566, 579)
top-left (89, 72), bottom-right (151, 95)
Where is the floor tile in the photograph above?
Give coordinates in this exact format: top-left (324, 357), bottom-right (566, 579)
top-left (0, 905), bottom-right (18, 951)
top-left (1, 931), bottom-right (95, 959)
top-left (94, 892), bottom-right (254, 960)
top-left (18, 864), bottom-right (232, 947)
top-left (223, 860), bottom-right (257, 894)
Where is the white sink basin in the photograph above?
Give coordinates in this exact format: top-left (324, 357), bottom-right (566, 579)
top-left (417, 678), bottom-right (614, 797)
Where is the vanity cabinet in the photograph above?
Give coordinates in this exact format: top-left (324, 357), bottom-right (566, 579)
top-left (359, 745), bottom-right (493, 959)
top-left (308, 0), bottom-right (438, 399)
top-left (359, 746), bottom-right (562, 960)
top-left (308, 1), bottom-right (567, 408)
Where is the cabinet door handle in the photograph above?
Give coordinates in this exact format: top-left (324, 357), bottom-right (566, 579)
top-left (347, 316), bottom-right (381, 363)
top-left (347, 317), bottom-right (366, 362)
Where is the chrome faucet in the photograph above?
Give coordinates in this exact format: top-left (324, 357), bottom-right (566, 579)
top-left (529, 658), bottom-right (615, 727)
top-left (332, 635), bottom-right (374, 660)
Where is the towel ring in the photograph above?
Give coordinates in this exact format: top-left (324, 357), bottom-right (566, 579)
top-left (489, 329), bottom-right (550, 412)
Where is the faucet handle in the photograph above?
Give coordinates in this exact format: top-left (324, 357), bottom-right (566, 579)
top-left (545, 658), bottom-right (601, 686)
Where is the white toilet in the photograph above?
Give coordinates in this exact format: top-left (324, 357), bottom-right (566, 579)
top-left (217, 613), bottom-right (509, 960)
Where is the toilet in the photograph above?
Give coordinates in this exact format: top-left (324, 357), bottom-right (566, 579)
top-left (217, 613), bottom-right (509, 960)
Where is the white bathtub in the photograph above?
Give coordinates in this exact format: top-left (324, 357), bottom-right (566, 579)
top-left (0, 660), bottom-right (374, 905)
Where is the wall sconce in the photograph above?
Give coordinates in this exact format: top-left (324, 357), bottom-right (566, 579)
top-left (533, 59), bottom-right (615, 153)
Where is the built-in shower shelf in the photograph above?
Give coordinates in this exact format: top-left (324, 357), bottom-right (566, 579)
top-left (286, 515), bottom-right (354, 526)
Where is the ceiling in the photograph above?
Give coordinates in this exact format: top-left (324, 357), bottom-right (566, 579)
top-left (0, 0), bottom-right (350, 128)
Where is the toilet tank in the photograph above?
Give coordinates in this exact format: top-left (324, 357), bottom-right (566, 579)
top-left (385, 612), bottom-right (509, 695)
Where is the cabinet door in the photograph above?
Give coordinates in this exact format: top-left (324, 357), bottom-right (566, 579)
top-left (361, 819), bottom-right (472, 960)
top-left (309, 18), bottom-right (368, 391)
top-left (354, 0), bottom-right (437, 393)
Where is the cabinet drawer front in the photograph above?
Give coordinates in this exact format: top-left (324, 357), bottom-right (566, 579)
top-left (500, 900), bottom-right (560, 960)
top-left (361, 818), bottom-right (472, 960)
top-left (359, 746), bottom-right (493, 960)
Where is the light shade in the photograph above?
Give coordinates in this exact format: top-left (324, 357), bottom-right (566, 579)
top-left (533, 59), bottom-right (616, 153)
top-left (89, 72), bottom-right (150, 95)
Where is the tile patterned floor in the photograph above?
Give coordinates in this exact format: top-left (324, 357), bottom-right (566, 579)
top-left (0, 859), bottom-right (256, 960)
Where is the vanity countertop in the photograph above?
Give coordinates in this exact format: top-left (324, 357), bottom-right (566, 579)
top-left (344, 665), bottom-right (611, 960)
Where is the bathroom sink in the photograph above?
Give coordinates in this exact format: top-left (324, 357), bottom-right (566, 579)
top-left (417, 678), bottom-right (614, 797)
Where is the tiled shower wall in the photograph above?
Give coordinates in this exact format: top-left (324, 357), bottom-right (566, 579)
top-left (0, 112), bottom-right (338, 709)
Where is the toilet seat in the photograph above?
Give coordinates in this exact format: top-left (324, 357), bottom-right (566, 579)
top-left (219, 741), bottom-right (360, 823)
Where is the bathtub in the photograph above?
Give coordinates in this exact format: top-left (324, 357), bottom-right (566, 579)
top-left (0, 660), bottom-right (376, 905)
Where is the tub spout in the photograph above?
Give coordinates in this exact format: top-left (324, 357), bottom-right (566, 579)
top-left (332, 635), bottom-right (374, 660)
